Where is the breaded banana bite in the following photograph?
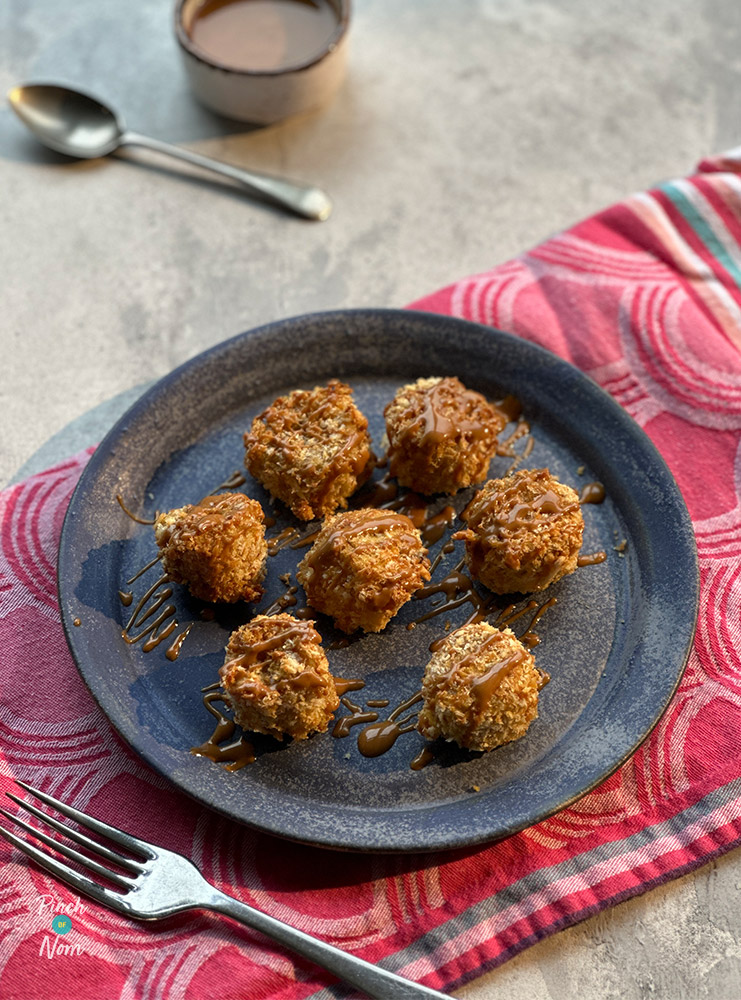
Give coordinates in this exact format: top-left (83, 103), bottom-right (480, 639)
top-left (244, 380), bottom-right (374, 521)
top-left (297, 508), bottom-right (430, 634)
top-left (219, 614), bottom-right (339, 741)
top-left (383, 376), bottom-right (507, 495)
top-left (154, 492), bottom-right (267, 603)
top-left (455, 468), bottom-right (584, 594)
top-left (417, 623), bottom-right (542, 752)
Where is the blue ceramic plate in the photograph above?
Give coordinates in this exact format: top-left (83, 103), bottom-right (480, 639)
top-left (57, 310), bottom-right (698, 852)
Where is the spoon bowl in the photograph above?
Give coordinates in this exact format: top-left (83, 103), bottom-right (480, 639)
top-left (7, 82), bottom-right (331, 220)
top-left (9, 85), bottom-right (123, 158)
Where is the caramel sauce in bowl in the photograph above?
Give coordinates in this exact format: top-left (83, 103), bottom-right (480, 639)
top-left (174, 0), bottom-right (350, 123)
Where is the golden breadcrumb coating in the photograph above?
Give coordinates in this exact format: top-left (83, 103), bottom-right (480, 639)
top-left (219, 614), bottom-right (339, 741)
top-left (455, 468), bottom-right (584, 594)
top-left (417, 623), bottom-right (542, 751)
top-left (383, 376), bottom-right (506, 495)
top-left (244, 380), bottom-right (374, 521)
top-left (154, 492), bottom-right (267, 603)
top-left (297, 508), bottom-right (430, 634)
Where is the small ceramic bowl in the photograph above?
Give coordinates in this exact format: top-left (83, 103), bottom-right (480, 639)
top-left (174, 0), bottom-right (350, 124)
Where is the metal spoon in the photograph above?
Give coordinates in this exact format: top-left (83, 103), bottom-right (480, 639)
top-left (8, 83), bottom-right (332, 221)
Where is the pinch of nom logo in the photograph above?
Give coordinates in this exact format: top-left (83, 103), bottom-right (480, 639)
top-left (37, 895), bottom-right (87, 959)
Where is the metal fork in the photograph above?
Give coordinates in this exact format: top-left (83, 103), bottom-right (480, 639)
top-left (0, 782), bottom-right (452, 1000)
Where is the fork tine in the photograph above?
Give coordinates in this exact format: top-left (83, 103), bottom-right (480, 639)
top-left (0, 807), bottom-right (136, 891)
top-left (6, 793), bottom-right (145, 875)
top-left (15, 781), bottom-right (155, 859)
top-left (0, 820), bottom-right (125, 911)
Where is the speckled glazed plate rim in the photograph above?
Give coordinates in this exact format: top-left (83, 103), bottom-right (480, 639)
top-left (57, 309), bottom-right (699, 853)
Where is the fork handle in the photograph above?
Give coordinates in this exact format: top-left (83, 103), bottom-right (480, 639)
top-left (206, 889), bottom-right (453, 999)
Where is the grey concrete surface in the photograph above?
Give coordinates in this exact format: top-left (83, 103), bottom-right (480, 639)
top-left (2, 0), bottom-right (741, 996)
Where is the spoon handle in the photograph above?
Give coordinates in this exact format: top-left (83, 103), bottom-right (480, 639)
top-left (119, 130), bottom-right (331, 221)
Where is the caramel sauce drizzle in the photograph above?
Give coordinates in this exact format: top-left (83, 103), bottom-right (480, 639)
top-left (126, 554), bottom-right (163, 584)
top-left (165, 624), bottom-right (193, 661)
top-left (416, 381), bottom-right (463, 448)
top-left (497, 599), bottom-right (539, 628)
top-left (122, 573), bottom-right (178, 651)
top-left (332, 697), bottom-right (379, 738)
top-left (225, 627), bottom-right (326, 700)
top-left (420, 566), bottom-right (558, 652)
top-left (332, 686), bottom-right (431, 770)
top-left (439, 631), bottom-right (518, 687)
top-left (413, 557), bottom-right (491, 640)
top-left (334, 677), bottom-right (365, 696)
top-left (579, 482), bottom-right (606, 505)
top-left (356, 691), bottom-right (424, 757)
top-left (393, 491), bottom-right (427, 530)
top-left (496, 416), bottom-right (533, 473)
top-left (317, 395), bottom-right (373, 499)
top-left (116, 494), bottom-right (157, 525)
top-left (357, 472), bottom-right (447, 542)
top-left (119, 553), bottom-right (193, 658)
top-left (410, 746), bottom-right (435, 771)
top-left (263, 584), bottom-right (299, 615)
top-left (577, 551), bottom-right (607, 567)
top-left (494, 394), bottom-right (534, 473)
top-left (428, 539), bottom-right (456, 577)
top-left (427, 601), bottom-right (491, 651)
top-left (296, 606), bottom-right (320, 621)
top-left (355, 472), bottom-right (398, 509)
top-left (496, 395), bottom-right (523, 423)
top-left (191, 690), bottom-right (255, 771)
top-left (289, 528), bottom-right (321, 550)
top-left (490, 597), bottom-right (556, 651)
top-left (266, 522), bottom-right (322, 557)
top-left (267, 526), bottom-right (301, 555)
top-left (212, 470), bottom-right (247, 492)
top-left (422, 505), bottom-right (457, 545)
